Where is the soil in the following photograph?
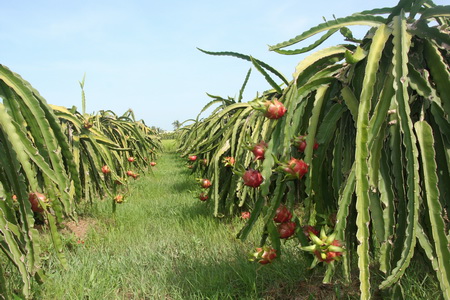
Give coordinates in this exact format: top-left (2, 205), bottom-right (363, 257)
top-left (62, 218), bottom-right (96, 240)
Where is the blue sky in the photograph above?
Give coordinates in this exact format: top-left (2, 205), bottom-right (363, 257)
top-left (1, 0), bottom-right (445, 130)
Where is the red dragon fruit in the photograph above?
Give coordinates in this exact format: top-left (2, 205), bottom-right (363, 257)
top-left (293, 135), bottom-right (319, 152)
top-left (200, 179), bottom-right (212, 189)
top-left (251, 141), bottom-right (267, 161)
top-left (314, 239), bottom-right (344, 263)
top-left (301, 229), bottom-right (345, 264)
top-left (101, 165), bottom-right (111, 174)
top-left (249, 246), bottom-right (277, 264)
top-left (198, 192), bottom-right (209, 201)
top-left (28, 192), bottom-right (46, 213)
top-left (279, 158), bottom-right (309, 180)
top-left (273, 205), bottom-right (292, 223)
top-left (114, 194), bottom-right (124, 204)
top-left (264, 99), bottom-right (287, 119)
top-left (278, 221), bottom-right (296, 239)
top-left (242, 169), bottom-right (263, 188)
top-left (223, 156), bottom-right (235, 167)
top-left (241, 211), bottom-right (251, 219)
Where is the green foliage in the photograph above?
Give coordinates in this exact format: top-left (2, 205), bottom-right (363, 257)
top-left (0, 67), bottom-right (161, 298)
top-left (179, 1), bottom-right (450, 298)
top-left (0, 65), bottom-right (77, 298)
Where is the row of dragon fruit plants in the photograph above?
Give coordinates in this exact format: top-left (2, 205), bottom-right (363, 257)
top-left (0, 66), bottom-right (161, 298)
top-left (177, 1), bottom-right (450, 299)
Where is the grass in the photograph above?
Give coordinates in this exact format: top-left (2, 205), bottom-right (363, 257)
top-left (26, 140), bottom-right (315, 299)
top-left (1, 140), bottom-right (442, 299)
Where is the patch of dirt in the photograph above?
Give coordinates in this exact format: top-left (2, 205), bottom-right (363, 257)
top-left (263, 275), bottom-right (361, 300)
top-left (62, 218), bottom-right (97, 240)
top-left (297, 280), bottom-right (360, 300)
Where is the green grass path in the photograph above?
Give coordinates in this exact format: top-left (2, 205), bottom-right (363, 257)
top-left (35, 140), bottom-right (306, 299)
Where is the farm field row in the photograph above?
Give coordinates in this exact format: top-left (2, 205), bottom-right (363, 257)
top-left (26, 140), bottom-right (330, 299)
top-left (24, 141), bottom-right (440, 299)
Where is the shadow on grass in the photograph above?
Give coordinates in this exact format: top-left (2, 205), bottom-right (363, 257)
top-left (177, 199), bottom-right (215, 220)
top-left (161, 252), bottom-right (352, 300)
top-left (168, 180), bottom-right (194, 193)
